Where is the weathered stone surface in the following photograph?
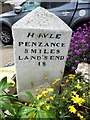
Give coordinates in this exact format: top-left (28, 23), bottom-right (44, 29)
top-left (12, 7), bottom-right (72, 101)
top-left (75, 62), bottom-right (90, 82)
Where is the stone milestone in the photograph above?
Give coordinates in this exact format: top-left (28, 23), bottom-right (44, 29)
top-left (12, 7), bottom-right (72, 101)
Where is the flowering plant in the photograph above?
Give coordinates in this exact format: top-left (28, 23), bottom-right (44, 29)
top-left (66, 22), bottom-right (90, 71)
top-left (19, 87), bottom-right (56, 119)
top-left (54, 74), bottom-right (90, 120)
top-left (1, 75), bottom-right (90, 120)
top-left (19, 75), bottom-right (90, 120)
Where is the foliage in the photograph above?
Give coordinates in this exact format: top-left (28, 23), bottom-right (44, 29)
top-left (0, 77), bottom-right (23, 119)
top-left (66, 22), bottom-right (90, 71)
top-left (54, 74), bottom-right (90, 120)
top-left (0, 77), bottom-right (14, 119)
top-left (0, 75), bottom-right (90, 120)
top-left (19, 88), bottom-right (56, 119)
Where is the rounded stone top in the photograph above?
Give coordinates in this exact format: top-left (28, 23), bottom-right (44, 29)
top-left (12, 6), bottom-right (72, 32)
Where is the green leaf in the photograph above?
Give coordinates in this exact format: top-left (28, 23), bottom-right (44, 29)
top-left (34, 112), bottom-right (39, 118)
top-left (0, 109), bottom-right (5, 119)
top-left (19, 106), bottom-right (36, 118)
top-left (0, 77), bottom-right (14, 91)
top-left (0, 101), bottom-right (15, 115)
top-left (0, 94), bottom-right (17, 100)
top-left (1, 77), bottom-right (7, 85)
top-left (26, 91), bottom-right (35, 101)
top-left (50, 104), bottom-right (56, 109)
top-left (45, 110), bottom-right (56, 118)
top-left (27, 110), bottom-right (35, 118)
top-left (38, 110), bottom-right (48, 118)
top-left (21, 106), bottom-right (36, 113)
top-left (21, 106), bottom-right (36, 111)
top-left (0, 77), bottom-right (7, 91)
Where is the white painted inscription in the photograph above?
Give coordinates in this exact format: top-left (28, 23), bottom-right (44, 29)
top-left (12, 7), bottom-right (72, 101)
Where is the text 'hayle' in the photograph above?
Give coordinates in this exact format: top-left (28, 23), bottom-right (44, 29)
top-left (27, 32), bottom-right (61, 39)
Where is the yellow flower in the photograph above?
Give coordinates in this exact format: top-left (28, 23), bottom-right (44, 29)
top-left (36, 94), bottom-right (42, 100)
top-left (46, 96), bottom-right (54, 101)
top-left (29, 103), bottom-right (34, 107)
top-left (44, 76), bottom-right (48, 80)
top-left (52, 81), bottom-right (57, 85)
top-left (68, 74), bottom-right (75, 79)
top-left (71, 95), bottom-right (85, 106)
top-left (62, 96), bottom-right (65, 99)
top-left (81, 118), bottom-right (86, 120)
top-left (61, 84), bottom-right (66, 87)
top-left (46, 97), bottom-right (50, 101)
top-left (55, 78), bottom-right (61, 81)
top-left (88, 90), bottom-right (90, 95)
top-left (39, 102), bottom-right (44, 107)
top-left (47, 88), bottom-right (54, 92)
top-left (66, 90), bottom-right (68, 93)
top-left (77, 112), bottom-right (84, 120)
top-left (7, 78), bottom-right (15, 87)
top-left (72, 91), bottom-right (77, 95)
top-left (75, 84), bottom-right (82, 89)
top-left (46, 105), bottom-right (50, 110)
top-left (41, 90), bottom-right (48, 97)
top-left (69, 74), bottom-right (75, 77)
top-left (44, 88), bottom-right (47, 90)
top-left (49, 96), bottom-right (54, 100)
top-left (68, 105), bottom-right (77, 114)
top-left (68, 74), bottom-right (73, 76)
top-left (36, 89), bottom-right (39, 92)
top-left (66, 79), bottom-right (69, 83)
top-left (40, 85), bottom-right (42, 88)
top-left (52, 78), bottom-right (61, 85)
top-left (88, 91), bottom-right (90, 97)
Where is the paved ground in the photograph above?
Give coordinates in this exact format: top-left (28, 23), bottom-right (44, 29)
top-left (0, 42), bottom-right (14, 67)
